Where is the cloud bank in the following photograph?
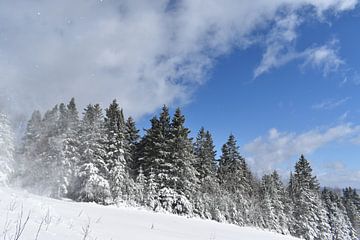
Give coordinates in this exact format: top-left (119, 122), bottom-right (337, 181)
top-left (244, 124), bottom-right (360, 172)
top-left (0, 0), bottom-right (357, 117)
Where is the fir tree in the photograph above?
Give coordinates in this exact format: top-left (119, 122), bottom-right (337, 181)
top-left (194, 127), bottom-right (217, 182)
top-left (290, 155), bottom-right (332, 240)
top-left (125, 116), bottom-right (140, 177)
top-left (168, 108), bottom-right (199, 197)
top-left (343, 187), bottom-right (360, 237)
top-left (76, 104), bottom-right (111, 204)
top-left (322, 188), bottom-right (357, 240)
top-left (218, 134), bottom-right (253, 195)
top-left (259, 171), bottom-right (291, 234)
top-left (104, 99), bottom-right (128, 201)
top-left (0, 112), bottom-right (15, 184)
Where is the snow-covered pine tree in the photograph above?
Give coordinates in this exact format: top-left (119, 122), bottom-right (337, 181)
top-left (290, 155), bottom-right (332, 240)
top-left (218, 134), bottom-right (253, 195)
top-left (0, 112), bottom-right (15, 184)
top-left (192, 127), bottom-right (221, 218)
top-left (54, 98), bottom-right (81, 198)
top-left (104, 99), bottom-right (128, 201)
top-left (165, 108), bottom-right (198, 213)
top-left (322, 188), bottom-right (357, 240)
top-left (194, 127), bottom-right (217, 182)
top-left (259, 171), bottom-right (291, 234)
top-left (343, 187), bottom-right (360, 237)
top-left (19, 110), bottom-right (42, 187)
top-left (138, 106), bottom-right (172, 189)
top-left (125, 116), bottom-right (140, 178)
top-left (75, 104), bottom-right (111, 204)
top-left (217, 134), bottom-right (254, 224)
top-left (34, 105), bottom-right (63, 193)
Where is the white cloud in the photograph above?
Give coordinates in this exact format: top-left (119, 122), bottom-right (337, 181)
top-left (244, 124), bottom-right (360, 172)
top-left (254, 34), bottom-right (345, 78)
top-left (302, 39), bottom-right (345, 76)
top-left (0, 0), bottom-right (357, 117)
top-left (318, 161), bottom-right (360, 188)
top-left (312, 97), bottom-right (350, 110)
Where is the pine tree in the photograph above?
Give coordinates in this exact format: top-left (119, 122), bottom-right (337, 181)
top-left (138, 105), bottom-right (171, 184)
top-left (0, 112), bottom-right (15, 184)
top-left (104, 99), bottom-right (128, 201)
top-left (218, 134), bottom-right (253, 195)
top-left (217, 134), bottom-right (254, 224)
top-left (259, 171), bottom-right (291, 234)
top-left (168, 108), bottom-right (199, 198)
top-left (322, 188), bottom-right (357, 240)
top-left (19, 110), bottom-right (43, 187)
top-left (194, 127), bottom-right (217, 182)
top-left (55, 98), bottom-right (81, 198)
top-left (125, 116), bottom-right (140, 177)
top-left (290, 155), bottom-right (332, 240)
top-left (76, 104), bottom-right (111, 204)
top-left (343, 187), bottom-right (360, 237)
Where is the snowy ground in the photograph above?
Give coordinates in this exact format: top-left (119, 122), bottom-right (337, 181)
top-left (0, 187), bottom-right (299, 240)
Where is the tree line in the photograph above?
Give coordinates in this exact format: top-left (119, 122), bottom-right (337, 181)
top-left (10, 98), bottom-right (360, 240)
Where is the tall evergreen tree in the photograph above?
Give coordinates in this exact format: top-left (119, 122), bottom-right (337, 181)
top-left (322, 188), bottom-right (357, 240)
top-left (138, 105), bottom-right (172, 182)
top-left (0, 112), bottom-right (15, 184)
top-left (104, 99), bottom-right (128, 201)
top-left (343, 187), bottom-right (360, 237)
top-left (168, 108), bottom-right (199, 197)
top-left (290, 155), bottom-right (332, 240)
top-left (259, 171), bottom-right (291, 234)
top-left (125, 116), bottom-right (140, 177)
top-left (55, 98), bottom-right (81, 198)
top-left (76, 104), bottom-right (111, 204)
top-left (194, 127), bottom-right (217, 182)
top-left (218, 134), bottom-right (252, 195)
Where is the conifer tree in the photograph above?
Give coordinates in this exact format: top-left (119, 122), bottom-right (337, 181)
top-left (76, 104), bottom-right (111, 204)
top-left (55, 98), bottom-right (81, 198)
top-left (104, 99), bottom-right (128, 201)
top-left (0, 112), bottom-right (15, 184)
top-left (19, 110), bottom-right (42, 186)
top-left (218, 134), bottom-right (252, 195)
top-left (343, 187), bottom-right (360, 237)
top-left (194, 127), bottom-right (217, 182)
top-left (290, 155), bottom-right (332, 240)
top-left (168, 108), bottom-right (198, 197)
top-left (322, 188), bottom-right (357, 240)
top-left (259, 171), bottom-right (291, 234)
top-left (138, 105), bottom-right (171, 184)
top-left (125, 116), bottom-right (140, 177)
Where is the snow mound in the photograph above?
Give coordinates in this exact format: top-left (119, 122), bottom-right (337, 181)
top-left (0, 187), bottom-right (299, 240)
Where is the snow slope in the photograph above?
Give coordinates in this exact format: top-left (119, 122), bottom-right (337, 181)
top-left (0, 187), bottom-right (299, 240)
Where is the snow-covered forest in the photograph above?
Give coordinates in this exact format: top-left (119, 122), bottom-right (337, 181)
top-left (1, 98), bottom-right (360, 240)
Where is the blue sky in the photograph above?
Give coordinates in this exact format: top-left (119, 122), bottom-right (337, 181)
top-left (138, 3), bottom-right (360, 187)
top-left (1, 0), bottom-right (360, 187)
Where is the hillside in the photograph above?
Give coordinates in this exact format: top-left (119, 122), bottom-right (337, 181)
top-left (0, 187), bottom-right (299, 240)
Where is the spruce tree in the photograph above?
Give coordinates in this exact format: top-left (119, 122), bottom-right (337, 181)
top-left (343, 187), bottom-right (360, 237)
top-left (0, 112), bottom-right (15, 184)
top-left (76, 104), bottom-right (111, 204)
top-left (322, 188), bottom-right (357, 240)
top-left (218, 134), bottom-right (252, 195)
top-left (259, 171), bottom-right (291, 234)
top-left (125, 116), bottom-right (140, 177)
top-left (104, 99), bottom-right (128, 201)
top-left (290, 155), bottom-right (332, 240)
top-left (168, 108), bottom-right (199, 197)
top-left (194, 127), bottom-right (217, 182)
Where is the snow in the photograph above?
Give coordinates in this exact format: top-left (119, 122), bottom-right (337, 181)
top-left (0, 187), bottom-right (299, 240)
